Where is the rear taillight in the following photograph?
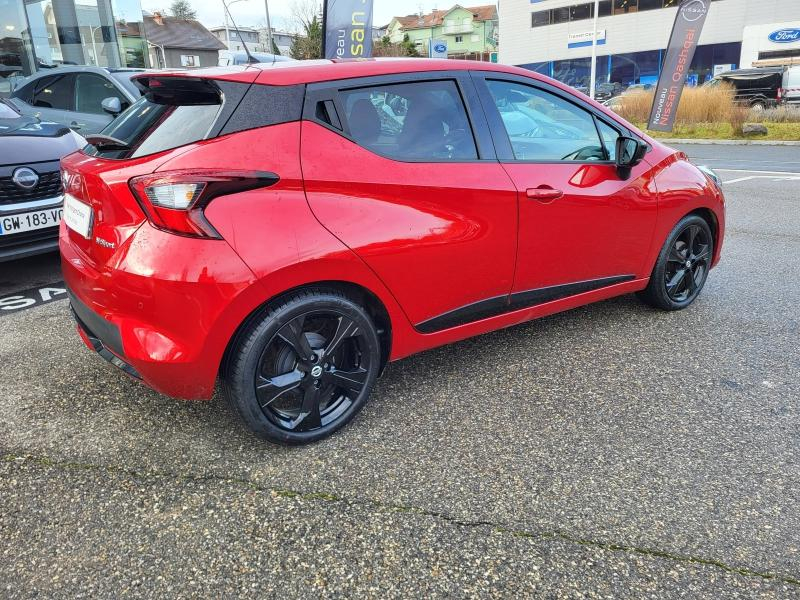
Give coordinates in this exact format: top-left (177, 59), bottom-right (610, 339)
top-left (129, 170), bottom-right (279, 238)
top-left (778, 87), bottom-right (783, 101)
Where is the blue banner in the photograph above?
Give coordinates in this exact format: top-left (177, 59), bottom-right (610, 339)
top-left (323, 0), bottom-right (374, 59)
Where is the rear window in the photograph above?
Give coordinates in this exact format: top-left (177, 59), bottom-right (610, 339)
top-left (84, 95), bottom-right (221, 159)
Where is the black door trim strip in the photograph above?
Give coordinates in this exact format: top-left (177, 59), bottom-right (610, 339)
top-left (416, 274), bottom-right (635, 334)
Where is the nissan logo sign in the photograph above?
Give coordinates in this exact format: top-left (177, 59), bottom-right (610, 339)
top-left (680, 0), bottom-right (707, 23)
top-left (12, 167), bottom-right (39, 190)
top-left (769, 29), bottom-right (800, 44)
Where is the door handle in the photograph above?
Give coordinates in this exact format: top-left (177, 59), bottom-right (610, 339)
top-left (70, 121), bottom-right (84, 130)
top-left (526, 186), bottom-right (563, 201)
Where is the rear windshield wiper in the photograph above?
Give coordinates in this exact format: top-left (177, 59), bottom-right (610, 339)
top-left (84, 134), bottom-right (130, 150)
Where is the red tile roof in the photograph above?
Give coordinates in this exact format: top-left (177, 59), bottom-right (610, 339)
top-left (393, 5), bottom-right (497, 30)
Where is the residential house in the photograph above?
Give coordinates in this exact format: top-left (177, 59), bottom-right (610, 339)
top-left (143, 12), bottom-right (225, 68)
top-left (257, 29), bottom-right (297, 56)
top-left (209, 25), bottom-right (267, 53)
top-left (387, 5), bottom-right (498, 59)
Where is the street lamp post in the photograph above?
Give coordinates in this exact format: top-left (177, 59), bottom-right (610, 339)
top-left (264, 0), bottom-right (274, 53)
top-left (223, 0), bottom-right (249, 51)
top-left (90, 25), bottom-right (103, 66)
top-left (589, 0), bottom-right (600, 100)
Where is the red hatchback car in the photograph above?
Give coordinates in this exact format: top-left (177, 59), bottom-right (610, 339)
top-left (60, 59), bottom-right (725, 444)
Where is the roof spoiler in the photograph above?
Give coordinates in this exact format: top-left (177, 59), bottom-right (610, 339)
top-left (132, 75), bottom-right (222, 105)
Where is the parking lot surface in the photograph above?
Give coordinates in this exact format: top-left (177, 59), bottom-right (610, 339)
top-left (1, 144), bottom-right (799, 597)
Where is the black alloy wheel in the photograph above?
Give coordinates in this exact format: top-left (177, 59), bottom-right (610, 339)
top-left (638, 214), bottom-right (714, 310)
top-left (663, 222), bottom-right (711, 303)
top-left (223, 290), bottom-right (381, 445)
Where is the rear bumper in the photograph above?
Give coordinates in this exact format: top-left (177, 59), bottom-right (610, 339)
top-left (60, 220), bottom-right (260, 400)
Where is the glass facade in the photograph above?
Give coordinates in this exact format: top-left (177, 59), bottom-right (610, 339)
top-left (0, 0), bottom-right (146, 93)
top-left (522, 43), bottom-right (742, 90)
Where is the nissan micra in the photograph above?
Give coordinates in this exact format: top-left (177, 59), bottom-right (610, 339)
top-left (60, 59), bottom-right (725, 445)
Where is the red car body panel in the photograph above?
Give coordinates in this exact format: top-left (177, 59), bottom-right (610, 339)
top-left (60, 59), bottom-right (726, 400)
top-left (300, 121), bottom-right (518, 325)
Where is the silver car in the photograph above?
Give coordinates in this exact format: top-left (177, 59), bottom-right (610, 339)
top-left (7, 66), bottom-right (144, 134)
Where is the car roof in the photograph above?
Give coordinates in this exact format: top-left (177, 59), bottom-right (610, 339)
top-left (143, 57), bottom-right (551, 87)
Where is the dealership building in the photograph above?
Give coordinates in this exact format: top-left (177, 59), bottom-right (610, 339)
top-left (1, 0), bottom-right (148, 83)
top-left (499, 0), bottom-right (800, 89)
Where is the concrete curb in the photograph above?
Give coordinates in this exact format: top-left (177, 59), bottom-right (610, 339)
top-left (656, 138), bottom-right (800, 146)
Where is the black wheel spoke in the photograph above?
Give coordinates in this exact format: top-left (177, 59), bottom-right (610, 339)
top-left (693, 245), bottom-right (711, 263)
top-left (290, 383), bottom-right (322, 430)
top-left (321, 316), bottom-right (359, 361)
top-left (667, 245), bottom-right (685, 264)
top-left (277, 316), bottom-right (314, 361)
top-left (666, 268), bottom-right (686, 292)
top-left (256, 370), bottom-right (304, 407)
top-left (325, 367), bottom-right (368, 398)
top-left (686, 225), bottom-right (698, 256)
top-left (684, 268), bottom-right (696, 295)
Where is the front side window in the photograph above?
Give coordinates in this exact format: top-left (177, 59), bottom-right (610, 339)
top-left (486, 80), bottom-right (607, 162)
top-left (74, 74), bottom-right (127, 115)
top-left (339, 80), bottom-right (478, 161)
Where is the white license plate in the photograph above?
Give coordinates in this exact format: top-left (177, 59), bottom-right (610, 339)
top-left (63, 193), bottom-right (93, 239)
top-left (0, 206), bottom-right (63, 236)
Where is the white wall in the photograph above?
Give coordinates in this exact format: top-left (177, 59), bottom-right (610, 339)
top-left (500, 0), bottom-right (800, 66)
top-left (740, 20), bottom-right (800, 66)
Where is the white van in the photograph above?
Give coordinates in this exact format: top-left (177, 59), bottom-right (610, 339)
top-left (780, 65), bottom-right (800, 106)
top-left (218, 50), bottom-right (294, 67)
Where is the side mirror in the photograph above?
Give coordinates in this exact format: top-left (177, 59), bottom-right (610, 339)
top-left (615, 136), bottom-right (647, 179)
top-left (101, 96), bottom-right (122, 116)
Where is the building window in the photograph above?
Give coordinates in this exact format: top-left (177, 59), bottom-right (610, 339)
top-left (570, 3), bottom-right (593, 21)
top-left (455, 35), bottom-right (463, 43)
top-left (638, 0), bottom-right (663, 10)
top-left (531, 11), bottom-right (550, 27)
top-left (613, 0), bottom-right (638, 14)
top-left (551, 7), bottom-right (570, 23)
top-left (598, 0), bottom-right (613, 16)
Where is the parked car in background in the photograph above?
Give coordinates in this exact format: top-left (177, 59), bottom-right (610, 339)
top-left (7, 66), bottom-right (145, 134)
top-left (60, 59), bottom-right (725, 445)
top-left (779, 65), bottom-right (800, 106)
top-left (706, 67), bottom-right (784, 110)
top-left (218, 50), bottom-right (294, 66)
top-left (0, 99), bottom-right (83, 261)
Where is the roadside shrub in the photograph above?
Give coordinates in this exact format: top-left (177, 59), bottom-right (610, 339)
top-left (615, 84), bottom-right (735, 126)
top-left (757, 106), bottom-right (800, 123)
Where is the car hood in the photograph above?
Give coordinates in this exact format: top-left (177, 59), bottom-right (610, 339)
top-left (0, 128), bottom-right (85, 166)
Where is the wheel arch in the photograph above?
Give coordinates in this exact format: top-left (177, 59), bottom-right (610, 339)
top-left (220, 279), bottom-right (394, 380)
top-left (687, 207), bottom-right (719, 253)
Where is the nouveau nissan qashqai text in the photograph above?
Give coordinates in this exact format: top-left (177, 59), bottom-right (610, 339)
top-left (60, 59), bottom-right (725, 445)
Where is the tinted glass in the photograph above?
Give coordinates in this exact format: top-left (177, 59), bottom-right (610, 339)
top-left (85, 96), bottom-right (220, 159)
top-left (638, 0), bottom-right (663, 9)
top-left (598, 0), bottom-right (613, 16)
top-left (75, 74), bottom-right (127, 115)
top-left (551, 7), bottom-right (570, 23)
top-left (613, 0), bottom-right (638, 13)
top-left (340, 80), bottom-right (477, 161)
top-left (487, 80), bottom-right (605, 162)
top-left (531, 11), bottom-right (550, 27)
top-left (570, 3), bottom-right (593, 21)
top-left (31, 74), bottom-right (74, 110)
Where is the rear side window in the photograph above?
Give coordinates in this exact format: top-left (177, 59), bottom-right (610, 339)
top-left (31, 75), bottom-right (74, 110)
top-left (339, 80), bottom-right (478, 161)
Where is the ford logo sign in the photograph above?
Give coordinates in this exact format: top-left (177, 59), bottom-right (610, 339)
top-left (12, 167), bottom-right (39, 190)
top-left (433, 43), bottom-right (447, 53)
top-left (769, 29), bottom-right (800, 43)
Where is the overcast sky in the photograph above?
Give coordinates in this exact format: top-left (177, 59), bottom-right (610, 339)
top-left (143, 0), bottom-right (437, 33)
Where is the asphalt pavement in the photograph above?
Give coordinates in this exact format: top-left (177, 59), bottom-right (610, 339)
top-left (1, 144), bottom-right (799, 597)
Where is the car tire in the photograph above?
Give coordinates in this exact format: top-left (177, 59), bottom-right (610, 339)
top-left (750, 100), bottom-right (766, 111)
top-left (637, 215), bottom-right (713, 311)
top-left (222, 288), bottom-right (382, 445)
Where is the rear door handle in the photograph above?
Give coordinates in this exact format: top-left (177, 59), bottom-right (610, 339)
top-left (526, 186), bottom-right (563, 201)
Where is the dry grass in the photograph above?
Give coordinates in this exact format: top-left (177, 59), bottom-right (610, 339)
top-left (615, 85), bottom-right (736, 125)
top-left (613, 83), bottom-right (800, 139)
